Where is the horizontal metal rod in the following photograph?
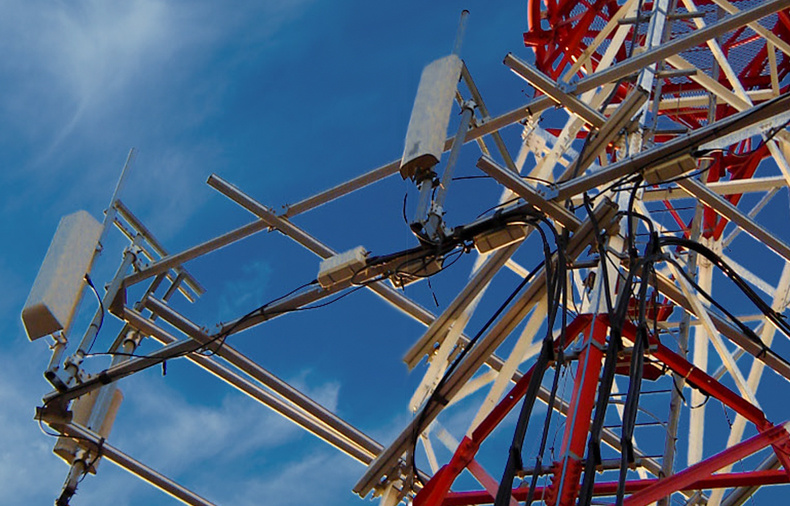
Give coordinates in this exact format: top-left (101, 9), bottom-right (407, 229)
top-left (579, 0), bottom-right (789, 92)
top-left (130, 307), bottom-right (378, 463)
top-left (554, 91), bottom-right (790, 200)
top-left (207, 174), bottom-right (457, 335)
top-left (653, 270), bottom-right (790, 381)
top-left (43, 325), bottom-right (202, 405)
top-left (476, 154), bottom-right (582, 231)
top-left (505, 57), bottom-right (606, 128)
top-left (124, 219), bottom-right (270, 287)
top-left (284, 160), bottom-right (400, 218)
top-left (641, 176), bottom-right (786, 201)
top-left (46, 303), bottom-right (382, 464)
top-left (120, 0), bottom-right (786, 295)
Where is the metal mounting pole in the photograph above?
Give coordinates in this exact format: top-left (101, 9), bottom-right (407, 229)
top-left (452, 10), bottom-right (469, 56)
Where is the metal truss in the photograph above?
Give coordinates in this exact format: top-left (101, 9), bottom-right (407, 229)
top-left (27, 1), bottom-right (790, 505)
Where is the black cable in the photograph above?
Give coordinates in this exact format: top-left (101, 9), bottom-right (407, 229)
top-left (660, 237), bottom-right (790, 342)
top-left (664, 256), bottom-right (771, 353)
top-left (84, 274), bottom-right (104, 356)
top-left (410, 256), bottom-right (549, 486)
top-left (493, 218), bottom-right (566, 506)
top-left (494, 338), bottom-right (554, 506)
top-left (475, 197), bottom-right (521, 219)
top-left (453, 174), bottom-right (557, 186)
top-left (609, 165), bottom-right (712, 195)
top-left (80, 279), bottom-right (352, 373)
top-left (583, 193), bottom-right (614, 314)
top-left (175, 279), bottom-right (320, 359)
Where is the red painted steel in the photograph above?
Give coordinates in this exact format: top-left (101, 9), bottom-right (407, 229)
top-left (623, 422), bottom-right (790, 505)
top-left (522, 0), bottom-right (790, 239)
top-left (414, 312), bottom-right (788, 505)
top-left (440, 470), bottom-right (790, 506)
top-left (545, 320), bottom-right (608, 505)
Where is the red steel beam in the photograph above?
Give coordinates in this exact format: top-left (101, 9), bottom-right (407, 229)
top-left (440, 470), bottom-right (790, 506)
top-left (623, 422), bottom-right (790, 506)
top-left (546, 319), bottom-right (608, 505)
top-left (609, 317), bottom-right (768, 428)
top-left (651, 342), bottom-right (767, 427)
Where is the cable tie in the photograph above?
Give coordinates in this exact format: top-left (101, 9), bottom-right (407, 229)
top-left (98, 371), bottom-right (112, 385)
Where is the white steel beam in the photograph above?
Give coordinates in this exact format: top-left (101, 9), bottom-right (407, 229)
top-left (650, 89), bottom-right (775, 112)
top-left (353, 200), bottom-right (619, 498)
top-left (563, 0), bottom-right (638, 80)
top-left (677, 177), bottom-right (790, 263)
top-left (578, 0), bottom-right (790, 92)
top-left (554, 92), bottom-right (790, 200)
top-left (505, 58), bottom-right (606, 128)
top-left (680, 0), bottom-right (750, 104)
top-left (476, 154), bottom-right (582, 231)
top-left (768, 42), bottom-right (780, 97)
top-left (668, 261), bottom-right (759, 406)
top-left (708, 261), bottom-right (790, 505)
top-left (404, 244), bottom-right (519, 369)
top-left (652, 269), bottom-right (790, 381)
top-left (467, 299), bottom-right (546, 433)
top-left (707, 0), bottom-right (790, 59)
top-left (723, 189), bottom-right (780, 248)
top-left (641, 177), bottom-right (786, 202)
top-left (720, 254), bottom-right (776, 298)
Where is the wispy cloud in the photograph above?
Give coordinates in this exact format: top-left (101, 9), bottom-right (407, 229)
top-left (218, 451), bottom-right (365, 506)
top-left (109, 366), bottom-right (342, 468)
top-left (0, 342), bottom-right (346, 505)
top-left (0, 0), bottom-right (316, 229)
top-left (0, 346), bottom-right (75, 504)
top-left (2, 0), bottom-right (309, 156)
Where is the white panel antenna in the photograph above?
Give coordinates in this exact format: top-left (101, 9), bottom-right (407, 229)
top-left (22, 210), bottom-right (102, 341)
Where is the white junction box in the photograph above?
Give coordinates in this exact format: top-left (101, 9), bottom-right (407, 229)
top-left (317, 246), bottom-right (368, 288)
top-left (474, 224), bottom-right (528, 254)
top-left (22, 210), bottom-right (102, 341)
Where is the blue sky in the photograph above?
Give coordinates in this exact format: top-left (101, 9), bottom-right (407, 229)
top-left (0, 1), bottom-right (533, 505)
top-left (5, 1), bottom-right (790, 505)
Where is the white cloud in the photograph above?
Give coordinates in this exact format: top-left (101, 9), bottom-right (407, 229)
top-left (0, 0), bottom-right (316, 227)
top-left (0, 346), bottom-right (74, 504)
top-left (1, 0), bottom-right (314, 147)
top-left (219, 451), bottom-right (365, 506)
top-left (109, 366), bottom-right (343, 470)
top-left (0, 324), bottom-right (348, 505)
